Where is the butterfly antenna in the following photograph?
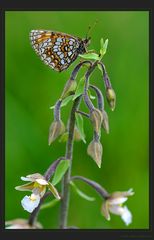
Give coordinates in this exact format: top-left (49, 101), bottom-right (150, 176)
top-left (86, 19), bottom-right (99, 39)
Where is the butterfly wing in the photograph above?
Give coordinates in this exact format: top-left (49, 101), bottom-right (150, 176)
top-left (30, 30), bottom-right (81, 72)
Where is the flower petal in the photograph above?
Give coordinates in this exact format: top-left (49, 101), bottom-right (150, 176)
top-left (101, 201), bottom-right (110, 221)
top-left (36, 178), bottom-right (48, 185)
top-left (21, 194), bottom-right (40, 213)
top-left (32, 186), bottom-right (46, 198)
top-left (109, 205), bottom-right (124, 216)
top-left (15, 182), bottom-right (34, 191)
top-left (21, 176), bottom-right (31, 181)
top-left (127, 188), bottom-right (134, 196)
top-left (21, 173), bottom-right (44, 182)
top-left (108, 197), bottom-right (128, 205)
top-left (111, 189), bottom-right (134, 199)
top-left (48, 182), bottom-right (61, 199)
top-left (121, 206), bottom-right (132, 225)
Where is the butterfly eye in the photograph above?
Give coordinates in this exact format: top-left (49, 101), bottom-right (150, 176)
top-left (83, 37), bottom-right (91, 47)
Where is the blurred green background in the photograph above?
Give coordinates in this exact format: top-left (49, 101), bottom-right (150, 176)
top-left (5, 11), bottom-right (149, 229)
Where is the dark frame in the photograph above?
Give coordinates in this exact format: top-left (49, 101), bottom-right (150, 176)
top-left (0, 1), bottom-right (153, 240)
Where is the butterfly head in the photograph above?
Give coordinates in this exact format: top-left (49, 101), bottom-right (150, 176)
top-left (78, 37), bottom-right (91, 54)
top-left (78, 20), bottom-right (98, 54)
top-left (83, 36), bottom-right (91, 47)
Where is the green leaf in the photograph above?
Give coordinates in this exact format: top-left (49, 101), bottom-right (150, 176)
top-left (52, 160), bottom-right (70, 186)
top-left (40, 199), bottom-right (60, 210)
top-left (75, 113), bottom-right (86, 143)
top-left (88, 89), bottom-right (96, 100)
top-left (100, 38), bottom-right (108, 57)
top-left (49, 105), bottom-right (55, 110)
top-left (61, 95), bottom-right (74, 107)
top-left (100, 38), bottom-right (104, 49)
top-left (58, 132), bottom-right (69, 143)
top-left (97, 63), bottom-right (103, 75)
top-left (70, 181), bottom-right (95, 201)
top-left (79, 53), bottom-right (100, 61)
top-left (103, 39), bottom-right (108, 55)
top-left (50, 95), bottom-right (74, 110)
top-left (73, 76), bottom-right (85, 100)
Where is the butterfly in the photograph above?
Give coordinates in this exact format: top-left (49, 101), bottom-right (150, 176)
top-left (30, 30), bottom-right (91, 72)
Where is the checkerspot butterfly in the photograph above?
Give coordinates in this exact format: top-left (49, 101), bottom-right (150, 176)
top-left (30, 30), bottom-right (91, 72)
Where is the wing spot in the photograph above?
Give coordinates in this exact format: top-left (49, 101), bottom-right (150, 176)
top-left (60, 53), bottom-right (64, 59)
top-left (57, 51), bottom-right (62, 56)
top-left (61, 59), bottom-right (65, 65)
top-left (68, 51), bottom-right (72, 56)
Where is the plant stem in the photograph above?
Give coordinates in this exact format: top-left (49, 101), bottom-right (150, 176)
top-left (71, 176), bottom-right (110, 199)
top-left (83, 61), bottom-right (98, 112)
top-left (28, 192), bottom-right (51, 226)
top-left (76, 110), bottom-right (89, 118)
top-left (59, 96), bottom-right (81, 229)
top-left (97, 61), bottom-right (112, 89)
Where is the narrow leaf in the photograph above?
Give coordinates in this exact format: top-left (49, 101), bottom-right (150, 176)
top-left (61, 95), bottom-right (74, 107)
top-left (49, 105), bottom-right (55, 110)
top-left (75, 113), bottom-right (86, 143)
top-left (103, 39), bottom-right (108, 55)
top-left (40, 199), bottom-right (60, 210)
top-left (58, 132), bottom-right (69, 143)
top-left (97, 63), bottom-right (103, 75)
top-left (70, 181), bottom-right (95, 201)
top-left (73, 76), bottom-right (85, 100)
top-left (88, 89), bottom-right (96, 100)
top-left (100, 38), bottom-right (104, 49)
top-left (50, 95), bottom-right (74, 110)
top-left (79, 53), bottom-right (100, 60)
top-left (100, 39), bottom-right (108, 57)
top-left (52, 160), bottom-right (70, 186)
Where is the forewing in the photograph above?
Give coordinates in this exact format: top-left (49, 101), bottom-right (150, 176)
top-left (30, 30), bottom-right (81, 72)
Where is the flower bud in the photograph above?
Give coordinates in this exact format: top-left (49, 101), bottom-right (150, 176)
top-left (102, 110), bottom-right (109, 134)
top-left (48, 120), bottom-right (65, 145)
top-left (90, 108), bottom-right (103, 134)
top-left (87, 139), bottom-right (103, 168)
top-left (61, 79), bottom-right (77, 99)
top-left (106, 88), bottom-right (116, 111)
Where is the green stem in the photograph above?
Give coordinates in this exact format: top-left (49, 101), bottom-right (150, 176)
top-left (59, 96), bottom-right (81, 229)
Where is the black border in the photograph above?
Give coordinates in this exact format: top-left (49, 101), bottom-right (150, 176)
top-left (0, 1), bottom-right (153, 240)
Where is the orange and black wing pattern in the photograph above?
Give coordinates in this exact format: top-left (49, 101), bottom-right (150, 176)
top-left (30, 30), bottom-right (82, 72)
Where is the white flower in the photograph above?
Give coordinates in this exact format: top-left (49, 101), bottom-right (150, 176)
top-left (21, 194), bottom-right (40, 213)
top-left (15, 173), bottom-right (60, 213)
top-left (121, 206), bottom-right (132, 226)
top-left (101, 188), bottom-right (134, 225)
top-left (5, 218), bottom-right (42, 229)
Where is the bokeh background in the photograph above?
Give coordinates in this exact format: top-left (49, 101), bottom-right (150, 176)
top-left (5, 11), bottom-right (149, 229)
